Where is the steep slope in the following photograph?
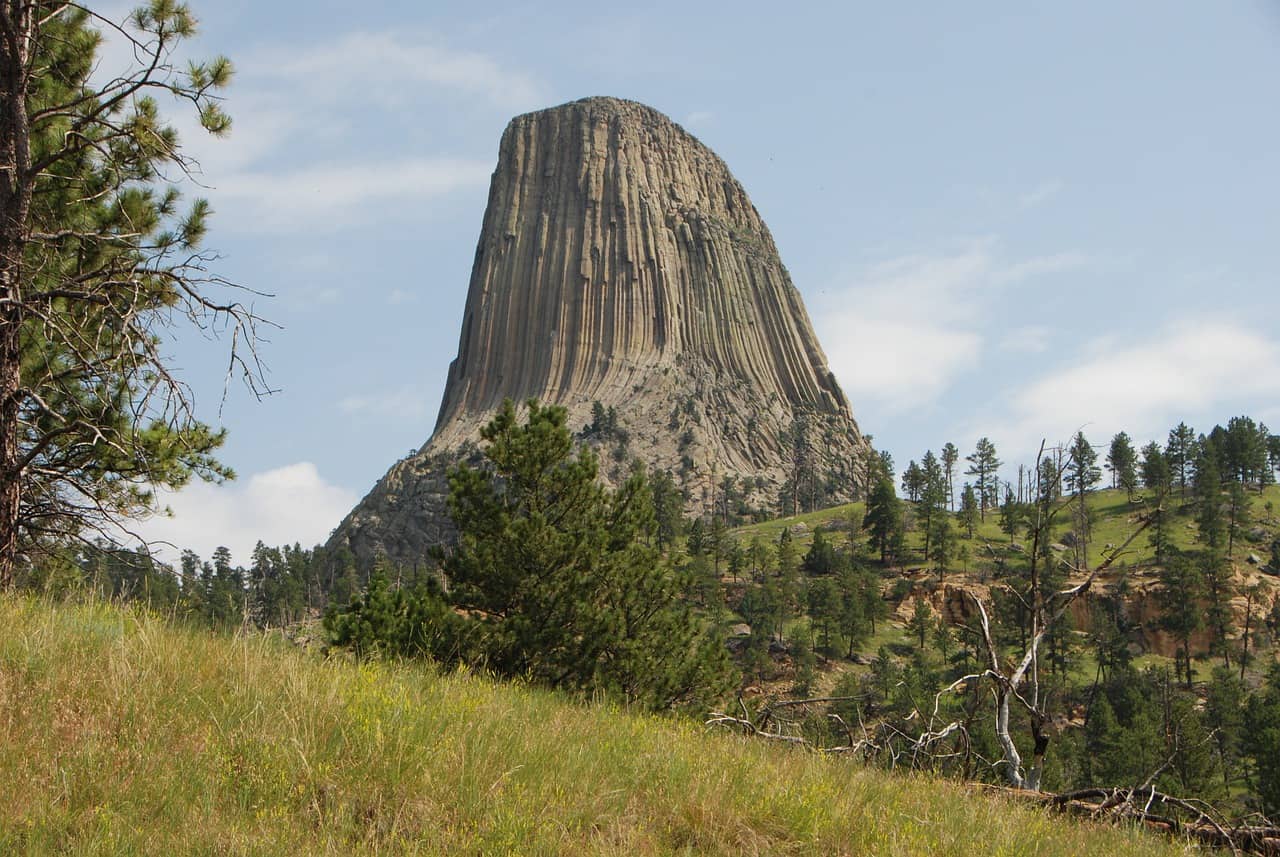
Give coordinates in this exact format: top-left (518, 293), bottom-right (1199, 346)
top-left (331, 97), bottom-right (870, 566)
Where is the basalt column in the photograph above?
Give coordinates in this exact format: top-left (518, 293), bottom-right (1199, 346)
top-left (330, 97), bottom-right (872, 568)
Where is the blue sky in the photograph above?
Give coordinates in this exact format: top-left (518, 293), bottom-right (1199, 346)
top-left (113, 1), bottom-right (1280, 562)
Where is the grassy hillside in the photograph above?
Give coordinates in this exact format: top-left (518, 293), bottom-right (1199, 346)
top-left (733, 484), bottom-right (1280, 569)
top-left (0, 596), bottom-right (1196, 856)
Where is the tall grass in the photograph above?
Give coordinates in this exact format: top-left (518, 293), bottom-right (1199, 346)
top-left (0, 595), bottom-right (1193, 855)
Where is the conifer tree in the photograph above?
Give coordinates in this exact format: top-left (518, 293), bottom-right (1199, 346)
top-left (1167, 422), bottom-right (1197, 498)
top-left (1141, 442), bottom-right (1173, 563)
top-left (440, 398), bottom-right (735, 710)
top-left (0, 3), bottom-right (266, 586)
top-left (1195, 446), bottom-right (1225, 551)
top-left (959, 483), bottom-right (979, 538)
top-left (908, 597), bottom-right (931, 650)
top-left (1065, 432), bottom-right (1101, 566)
top-left (964, 438), bottom-right (1001, 521)
top-left (1159, 551), bottom-right (1204, 689)
top-left (1106, 432), bottom-right (1138, 498)
top-left (941, 442), bottom-right (959, 510)
top-left (864, 474), bottom-right (902, 564)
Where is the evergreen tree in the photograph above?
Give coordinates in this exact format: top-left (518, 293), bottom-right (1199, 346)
top-left (1141, 442), bottom-right (1173, 563)
top-left (901, 460), bottom-right (923, 503)
top-left (1167, 422), bottom-right (1197, 498)
top-left (997, 487), bottom-right (1022, 544)
top-left (0, 3), bottom-right (255, 586)
top-left (1195, 445), bottom-right (1225, 551)
top-left (1201, 549), bottom-right (1234, 668)
top-left (1159, 551), bottom-right (1204, 689)
top-left (959, 483), bottom-right (979, 538)
top-left (649, 468), bottom-right (684, 550)
top-left (907, 597), bottom-right (932, 650)
top-left (918, 450), bottom-right (946, 561)
top-left (439, 399), bottom-right (735, 710)
top-left (929, 514), bottom-right (955, 580)
top-left (965, 438), bottom-right (1002, 521)
top-left (1065, 432), bottom-right (1101, 566)
top-left (1245, 665), bottom-right (1280, 815)
top-left (1106, 432), bottom-right (1138, 498)
top-left (864, 475), bottom-right (902, 564)
top-left (807, 576), bottom-right (840, 652)
top-left (1205, 665), bottom-right (1246, 789)
top-left (836, 565), bottom-right (870, 658)
top-left (1226, 479), bottom-right (1251, 559)
top-left (941, 442), bottom-right (959, 511)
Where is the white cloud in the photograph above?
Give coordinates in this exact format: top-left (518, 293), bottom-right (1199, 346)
top-left (387, 289), bottom-right (417, 305)
top-left (815, 238), bottom-right (1087, 411)
top-left (136, 463), bottom-right (357, 566)
top-left (213, 157), bottom-right (492, 231)
top-left (101, 26), bottom-right (537, 232)
top-left (980, 319), bottom-right (1280, 458)
top-left (254, 31), bottom-right (543, 111)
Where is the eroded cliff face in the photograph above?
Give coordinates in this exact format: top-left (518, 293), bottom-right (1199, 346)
top-left (330, 97), bottom-right (871, 567)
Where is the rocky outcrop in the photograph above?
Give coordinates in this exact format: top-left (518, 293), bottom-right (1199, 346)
top-left (330, 97), bottom-right (871, 568)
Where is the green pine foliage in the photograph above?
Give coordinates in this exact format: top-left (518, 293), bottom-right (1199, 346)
top-left (336, 399), bottom-right (736, 712)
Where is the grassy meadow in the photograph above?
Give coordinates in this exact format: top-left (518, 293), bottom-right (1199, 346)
top-left (0, 595), bottom-right (1200, 856)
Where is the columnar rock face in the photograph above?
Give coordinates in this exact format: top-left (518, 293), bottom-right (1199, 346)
top-left (330, 97), bottom-right (872, 567)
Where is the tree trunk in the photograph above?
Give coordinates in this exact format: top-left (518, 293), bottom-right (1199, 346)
top-left (0, 1), bottom-right (33, 588)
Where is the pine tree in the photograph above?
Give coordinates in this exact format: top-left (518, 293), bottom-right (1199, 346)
top-left (864, 475), bottom-right (902, 564)
top-left (1159, 551), bottom-right (1204, 689)
top-left (1065, 432), bottom-right (1101, 566)
top-left (0, 3), bottom-right (263, 586)
top-left (941, 442), bottom-right (959, 511)
top-left (918, 450), bottom-right (946, 561)
top-left (440, 399), bottom-right (735, 710)
top-left (1106, 432), bottom-right (1138, 498)
top-left (908, 597), bottom-right (932, 650)
top-left (1167, 422), bottom-right (1197, 499)
top-left (1195, 445), bottom-right (1225, 551)
top-left (997, 486), bottom-right (1022, 544)
top-left (959, 483), bottom-right (980, 538)
top-left (964, 438), bottom-right (1001, 521)
top-left (807, 576), bottom-right (840, 652)
top-left (1226, 479), bottom-right (1251, 560)
top-left (1141, 442), bottom-right (1173, 563)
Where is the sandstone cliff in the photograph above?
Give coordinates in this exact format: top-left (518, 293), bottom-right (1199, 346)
top-left (330, 97), bottom-right (871, 567)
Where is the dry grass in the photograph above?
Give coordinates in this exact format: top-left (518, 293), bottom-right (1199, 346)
top-left (0, 595), bottom-right (1197, 856)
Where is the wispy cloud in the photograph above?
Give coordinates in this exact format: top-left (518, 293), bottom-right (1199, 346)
top-left (254, 31), bottom-right (544, 111)
top-left (815, 238), bottom-right (1088, 412)
top-left (974, 318), bottom-right (1280, 458)
top-left (144, 28), bottom-right (539, 232)
top-left (214, 157), bottom-right (492, 231)
top-left (136, 462), bottom-right (357, 565)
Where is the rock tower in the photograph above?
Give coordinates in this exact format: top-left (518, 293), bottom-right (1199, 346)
top-left (330, 97), bottom-right (871, 567)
